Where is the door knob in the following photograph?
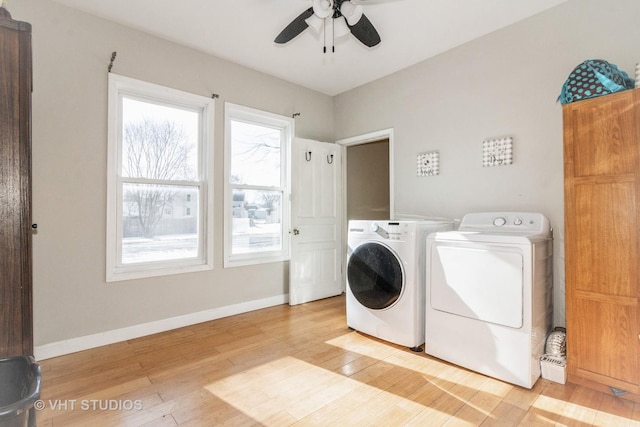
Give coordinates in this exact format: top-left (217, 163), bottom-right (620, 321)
top-left (293, 229), bottom-right (300, 235)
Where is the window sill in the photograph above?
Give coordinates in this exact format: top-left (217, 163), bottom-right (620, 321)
top-left (224, 253), bottom-right (289, 268)
top-left (107, 261), bottom-right (213, 282)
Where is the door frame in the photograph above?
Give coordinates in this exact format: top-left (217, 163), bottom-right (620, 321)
top-left (336, 128), bottom-right (395, 292)
top-left (336, 127), bottom-right (395, 218)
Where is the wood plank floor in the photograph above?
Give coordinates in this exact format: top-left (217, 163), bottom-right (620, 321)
top-left (36, 295), bottom-right (640, 426)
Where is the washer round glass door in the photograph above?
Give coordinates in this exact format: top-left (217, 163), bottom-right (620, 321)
top-left (347, 242), bottom-right (404, 310)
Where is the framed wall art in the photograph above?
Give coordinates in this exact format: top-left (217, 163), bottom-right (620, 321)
top-left (482, 137), bottom-right (513, 167)
top-left (417, 151), bottom-right (439, 177)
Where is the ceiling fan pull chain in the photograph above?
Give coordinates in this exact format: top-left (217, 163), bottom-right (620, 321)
top-left (332, 23), bottom-right (336, 53)
top-left (332, 14), bottom-right (335, 53)
top-left (324, 17), bottom-right (328, 53)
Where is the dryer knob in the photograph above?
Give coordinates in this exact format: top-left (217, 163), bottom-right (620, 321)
top-left (370, 223), bottom-right (379, 232)
top-left (493, 217), bottom-right (507, 227)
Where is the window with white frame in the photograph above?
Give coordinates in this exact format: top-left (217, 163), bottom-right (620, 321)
top-left (224, 103), bottom-right (293, 267)
top-left (106, 74), bottom-right (214, 281)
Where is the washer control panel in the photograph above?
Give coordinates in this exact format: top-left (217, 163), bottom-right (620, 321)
top-left (460, 212), bottom-right (551, 236)
top-left (349, 220), bottom-right (455, 241)
top-left (374, 222), bottom-right (404, 240)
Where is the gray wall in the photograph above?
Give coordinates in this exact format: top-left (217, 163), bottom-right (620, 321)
top-left (11, 0), bottom-right (334, 349)
top-left (334, 0), bottom-right (640, 327)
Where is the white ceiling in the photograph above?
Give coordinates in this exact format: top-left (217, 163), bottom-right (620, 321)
top-left (51, 0), bottom-right (567, 96)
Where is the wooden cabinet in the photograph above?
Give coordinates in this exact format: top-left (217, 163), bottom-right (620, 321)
top-left (563, 88), bottom-right (640, 397)
top-left (0, 6), bottom-right (33, 357)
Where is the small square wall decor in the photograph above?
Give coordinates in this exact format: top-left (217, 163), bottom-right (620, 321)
top-left (482, 137), bottom-right (513, 167)
top-left (417, 151), bottom-right (439, 177)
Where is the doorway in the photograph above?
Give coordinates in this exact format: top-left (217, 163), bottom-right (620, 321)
top-left (346, 139), bottom-right (390, 221)
top-left (337, 128), bottom-right (394, 222)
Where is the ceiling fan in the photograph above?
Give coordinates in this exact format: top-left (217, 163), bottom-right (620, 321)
top-left (275, 0), bottom-right (396, 50)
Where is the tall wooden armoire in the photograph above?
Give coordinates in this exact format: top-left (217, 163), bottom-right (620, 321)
top-left (0, 5), bottom-right (33, 357)
top-left (563, 88), bottom-right (640, 397)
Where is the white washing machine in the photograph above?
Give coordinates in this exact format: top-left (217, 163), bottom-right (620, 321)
top-left (425, 212), bottom-right (553, 388)
top-left (347, 219), bottom-right (454, 351)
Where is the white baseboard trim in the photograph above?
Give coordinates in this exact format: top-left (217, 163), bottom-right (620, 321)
top-left (34, 294), bottom-right (289, 361)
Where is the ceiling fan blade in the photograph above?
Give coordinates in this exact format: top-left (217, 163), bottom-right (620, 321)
top-left (274, 7), bottom-right (315, 44)
top-left (348, 14), bottom-right (381, 47)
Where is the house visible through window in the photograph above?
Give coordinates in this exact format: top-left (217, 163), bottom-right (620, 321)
top-left (224, 103), bottom-right (293, 267)
top-left (106, 74), bottom-right (214, 281)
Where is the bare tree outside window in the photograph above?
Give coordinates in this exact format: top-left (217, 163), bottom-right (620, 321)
top-left (231, 121), bottom-right (281, 187)
top-left (122, 118), bottom-right (194, 238)
top-left (259, 192), bottom-right (281, 215)
top-left (118, 97), bottom-right (201, 265)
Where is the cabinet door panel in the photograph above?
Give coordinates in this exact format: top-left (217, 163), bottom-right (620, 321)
top-left (572, 181), bottom-right (637, 297)
top-left (568, 91), bottom-right (638, 177)
top-left (0, 15), bottom-right (32, 357)
top-left (571, 295), bottom-right (638, 386)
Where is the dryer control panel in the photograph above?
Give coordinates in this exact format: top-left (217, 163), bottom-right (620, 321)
top-left (458, 212), bottom-right (551, 237)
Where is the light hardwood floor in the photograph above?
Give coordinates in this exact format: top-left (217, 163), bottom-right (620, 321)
top-left (37, 295), bottom-right (640, 426)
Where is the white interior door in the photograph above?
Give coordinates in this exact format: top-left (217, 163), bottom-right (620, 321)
top-left (289, 138), bottom-right (343, 305)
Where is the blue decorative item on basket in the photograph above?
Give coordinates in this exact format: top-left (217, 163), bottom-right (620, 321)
top-left (558, 59), bottom-right (635, 105)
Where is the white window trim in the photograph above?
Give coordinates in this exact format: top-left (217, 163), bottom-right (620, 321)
top-left (224, 102), bottom-right (293, 268)
top-left (106, 74), bottom-right (215, 281)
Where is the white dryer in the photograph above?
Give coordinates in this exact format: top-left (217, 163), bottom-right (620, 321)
top-left (425, 212), bottom-right (553, 388)
top-left (347, 219), bottom-right (454, 351)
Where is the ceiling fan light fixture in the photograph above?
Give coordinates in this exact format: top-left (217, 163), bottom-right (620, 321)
top-left (312, 0), bottom-right (334, 19)
top-left (305, 14), bottom-right (325, 33)
top-left (340, 1), bottom-right (364, 26)
top-left (333, 16), bottom-right (351, 39)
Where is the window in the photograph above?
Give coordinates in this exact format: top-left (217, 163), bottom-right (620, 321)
top-left (106, 74), bottom-right (214, 281)
top-left (224, 103), bottom-right (293, 267)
